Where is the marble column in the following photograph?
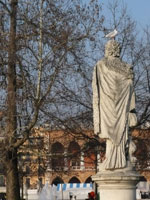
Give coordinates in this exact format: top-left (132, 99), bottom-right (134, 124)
top-left (64, 150), bottom-right (68, 171)
top-left (80, 151), bottom-right (85, 170)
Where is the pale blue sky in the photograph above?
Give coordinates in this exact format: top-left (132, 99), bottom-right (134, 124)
top-left (126, 0), bottom-right (150, 27)
top-left (100, 0), bottom-right (150, 28)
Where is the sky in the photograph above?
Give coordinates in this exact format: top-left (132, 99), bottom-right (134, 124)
top-left (126, 0), bottom-right (150, 27)
top-left (100, 0), bottom-right (150, 29)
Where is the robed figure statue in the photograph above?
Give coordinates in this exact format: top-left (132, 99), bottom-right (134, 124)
top-left (92, 40), bottom-right (137, 170)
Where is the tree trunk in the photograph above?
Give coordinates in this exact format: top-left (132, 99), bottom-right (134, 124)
top-left (5, 0), bottom-right (21, 200)
top-left (5, 149), bottom-right (20, 200)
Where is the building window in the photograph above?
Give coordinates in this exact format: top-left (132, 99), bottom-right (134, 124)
top-left (85, 177), bottom-right (92, 183)
top-left (51, 142), bottom-right (64, 170)
top-left (52, 177), bottom-right (64, 186)
top-left (84, 149), bottom-right (96, 170)
top-left (69, 177), bottom-right (80, 183)
top-left (71, 158), bottom-right (80, 169)
top-left (0, 175), bottom-right (5, 186)
top-left (68, 141), bottom-right (80, 169)
top-left (26, 178), bottom-right (30, 189)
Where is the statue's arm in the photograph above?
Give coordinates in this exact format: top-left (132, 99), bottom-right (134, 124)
top-left (92, 64), bottom-right (100, 135)
top-left (125, 65), bottom-right (137, 127)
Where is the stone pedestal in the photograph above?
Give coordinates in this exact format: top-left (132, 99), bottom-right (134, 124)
top-left (92, 170), bottom-right (140, 200)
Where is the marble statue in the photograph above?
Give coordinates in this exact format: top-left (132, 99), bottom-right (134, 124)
top-left (92, 40), bottom-right (137, 170)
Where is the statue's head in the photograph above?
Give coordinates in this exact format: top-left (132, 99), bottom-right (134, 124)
top-left (105, 40), bottom-right (121, 58)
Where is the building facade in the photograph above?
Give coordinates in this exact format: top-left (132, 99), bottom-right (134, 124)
top-left (1, 127), bottom-right (150, 190)
top-left (19, 128), bottom-right (98, 189)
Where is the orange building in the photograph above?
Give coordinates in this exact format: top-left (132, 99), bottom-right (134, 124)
top-left (16, 127), bottom-right (150, 189)
top-left (18, 127), bottom-right (99, 189)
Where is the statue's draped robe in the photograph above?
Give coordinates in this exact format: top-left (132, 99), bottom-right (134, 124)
top-left (92, 57), bottom-right (136, 169)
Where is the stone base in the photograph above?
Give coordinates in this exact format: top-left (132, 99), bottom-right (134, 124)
top-left (92, 170), bottom-right (140, 200)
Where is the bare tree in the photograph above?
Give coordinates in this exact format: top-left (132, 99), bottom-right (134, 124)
top-left (0, 0), bottom-right (104, 199)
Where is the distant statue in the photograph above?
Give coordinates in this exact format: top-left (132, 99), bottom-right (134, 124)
top-left (92, 39), bottom-right (137, 170)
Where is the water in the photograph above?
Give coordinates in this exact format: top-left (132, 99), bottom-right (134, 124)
top-left (38, 183), bottom-right (57, 200)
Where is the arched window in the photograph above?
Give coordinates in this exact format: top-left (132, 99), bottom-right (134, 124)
top-left (51, 142), bottom-right (64, 170)
top-left (52, 177), bottom-right (64, 186)
top-left (68, 141), bottom-right (80, 169)
top-left (85, 176), bottom-right (92, 183)
top-left (69, 177), bottom-right (80, 183)
top-left (84, 147), bottom-right (96, 170)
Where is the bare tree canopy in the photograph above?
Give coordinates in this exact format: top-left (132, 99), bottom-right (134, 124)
top-left (0, 0), bottom-right (104, 199)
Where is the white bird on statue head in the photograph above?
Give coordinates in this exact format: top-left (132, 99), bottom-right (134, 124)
top-left (105, 29), bottom-right (118, 39)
